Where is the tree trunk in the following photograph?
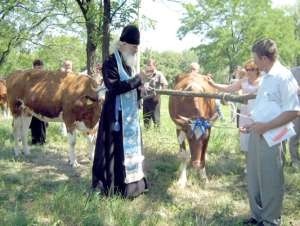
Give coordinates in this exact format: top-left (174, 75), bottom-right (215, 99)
top-left (102, 0), bottom-right (111, 61)
top-left (86, 21), bottom-right (97, 76)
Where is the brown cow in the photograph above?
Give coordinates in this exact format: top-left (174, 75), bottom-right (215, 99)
top-left (6, 69), bottom-right (105, 167)
top-left (169, 73), bottom-right (218, 187)
top-left (0, 79), bottom-right (9, 119)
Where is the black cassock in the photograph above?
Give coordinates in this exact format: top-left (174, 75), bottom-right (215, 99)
top-left (92, 52), bottom-right (148, 198)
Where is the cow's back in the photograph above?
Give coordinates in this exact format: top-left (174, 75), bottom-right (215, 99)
top-left (6, 69), bottom-right (100, 119)
top-left (169, 73), bottom-right (216, 127)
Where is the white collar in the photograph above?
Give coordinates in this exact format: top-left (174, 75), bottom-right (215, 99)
top-left (266, 60), bottom-right (281, 77)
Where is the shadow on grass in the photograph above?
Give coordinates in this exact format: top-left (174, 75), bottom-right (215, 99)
top-left (143, 145), bottom-right (180, 202)
top-left (142, 139), bottom-right (248, 202)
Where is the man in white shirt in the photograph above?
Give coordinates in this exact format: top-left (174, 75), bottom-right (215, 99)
top-left (242, 39), bottom-right (300, 226)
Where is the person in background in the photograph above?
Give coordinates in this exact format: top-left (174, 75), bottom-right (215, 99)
top-left (288, 66), bottom-right (300, 169)
top-left (188, 62), bottom-right (200, 75)
top-left (208, 59), bottom-right (261, 153)
top-left (232, 66), bottom-right (247, 126)
top-left (60, 60), bottom-right (73, 73)
top-left (29, 59), bottom-right (47, 145)
top-left (188, 62), bottom-right (225, 121)
top-left (242, 39), bottom-right (299, 226)
top-left (142, 58), bottom-right (168, 128)
top-left (60, 60), bottom-right (73, 136)
top-left (92, 24), bottom-right (148, 198)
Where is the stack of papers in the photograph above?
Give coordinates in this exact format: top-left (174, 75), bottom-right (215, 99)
top-left (263, 122), bottom-right (296, 147)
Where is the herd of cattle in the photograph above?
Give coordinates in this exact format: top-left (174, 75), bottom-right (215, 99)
top-left (0, 69), bottom-right (217, 186)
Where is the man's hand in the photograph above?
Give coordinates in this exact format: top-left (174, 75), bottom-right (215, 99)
top-left (242, 122), bottom-right (270, 135)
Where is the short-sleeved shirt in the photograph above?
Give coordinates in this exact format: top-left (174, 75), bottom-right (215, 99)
top-left (291, 66), bottom-right (300, 85)
top-left (291, 66), bottom-right (300, 98)
top-left (144, 70), bottom-right (168, 90)
top-left (251, 61), bottom-right (300, 122)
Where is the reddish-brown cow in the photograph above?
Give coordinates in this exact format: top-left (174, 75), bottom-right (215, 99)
top-left (169, 73), bottom-right (218, 187)
top-left (6, 69), bottom-right (105, 166)
top-left (0, 79), bottom-right (9, 118)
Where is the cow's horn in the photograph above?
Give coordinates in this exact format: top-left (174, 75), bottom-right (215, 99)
top-left (91, 84), bottom-right (106, 100)
top-left (86, 99), bottom-right (94, 105)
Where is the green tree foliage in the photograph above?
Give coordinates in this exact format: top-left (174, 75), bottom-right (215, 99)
top-left (178, 0), bottom-right (300, 82)
top-left (36, 36), bottom-right (86, 72)
top-left (74, 0), bottom-right (139, 74)
top-left (284, 0), bottom-right (300, 65)
top-left (0, 0), bottom-right (80, 69)
top-left (0, 35), bottom-right (86, 77)
top-left (0, 0), bottom-right (139, 76)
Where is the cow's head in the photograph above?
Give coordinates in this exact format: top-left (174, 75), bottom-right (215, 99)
top-left (71, 76), bottom-right (105, 129)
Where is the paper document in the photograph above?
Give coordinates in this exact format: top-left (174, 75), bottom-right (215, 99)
top-left (263, 123), bottom-right (296, 147)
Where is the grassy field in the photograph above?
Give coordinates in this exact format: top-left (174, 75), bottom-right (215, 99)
top-left (0, 96), bottom-right (299, 226)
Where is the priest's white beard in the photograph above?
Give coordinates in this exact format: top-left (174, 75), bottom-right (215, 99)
top-left (122, 50), bottom-right (137, 75)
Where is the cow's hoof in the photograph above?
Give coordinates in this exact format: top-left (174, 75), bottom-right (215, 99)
top-left (177, 179), bottom-right (187, 189)
top-left (177, 182), bottom-right (186, 189)
top-left (199, 171), bottom-right (209, 183)
top-left (68, 159), bottom-right (80, 168)
top-left (202, 177), bottom-right (209, 183)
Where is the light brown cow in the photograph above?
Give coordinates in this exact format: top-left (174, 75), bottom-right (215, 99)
top-left (0, 79), bottom-right (9, 119)
top-left (6, 69), bottom-right (105, 166)
top-left (169, 73), bottom-right (218, 187)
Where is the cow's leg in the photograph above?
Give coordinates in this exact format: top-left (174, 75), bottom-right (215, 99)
top-left (176, 129), bottom-right (187, 152)
top-left (199, 131), bottom-right (211, 181)
top-left (199, 134), bottom-right (210, 180)
top-left (21, 115), bottom-right (32, 155)
top-left (188, 137), bottom-right (208, 182)
top-left (3, 104), bottom-right (9, 119)
top-left (61, 123), bottom-right (68, 136)
top-left (0, 105), bottom-right (4, 119)
top-left (12, 117), bottom-right (22, 156)
top-left (176, 129), bottom-right (189, 188)
top-left (67, 130), bottom-right (79, 167)
top-left (85, 133), bottom-right (96, 161)
top-left (177, 158), bottom-right (189, 188)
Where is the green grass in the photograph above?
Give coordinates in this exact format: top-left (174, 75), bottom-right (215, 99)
top-left (0, 96), bottom-right (299, 226)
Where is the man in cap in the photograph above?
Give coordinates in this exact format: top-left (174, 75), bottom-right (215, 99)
top-left (29, 59), bottom-right (48, 145)
top-left (92, 25), bottom-right (148, 198)
top-left (143, 58), bottom-right (168, 128)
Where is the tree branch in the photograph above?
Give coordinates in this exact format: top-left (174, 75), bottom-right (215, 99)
top-left (75, 0), bottom-right (88, 21)
top-left (110, 0), bottom-right (127, 22)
